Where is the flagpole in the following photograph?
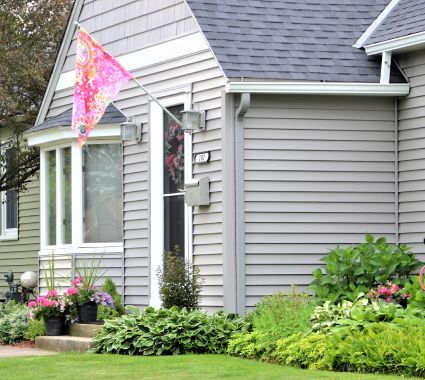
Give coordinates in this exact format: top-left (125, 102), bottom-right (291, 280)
top-left (73, 21), bottom-right (183, 127)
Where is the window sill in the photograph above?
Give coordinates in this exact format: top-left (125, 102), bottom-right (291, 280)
top-left (0, 235), bottom-right (18, 242)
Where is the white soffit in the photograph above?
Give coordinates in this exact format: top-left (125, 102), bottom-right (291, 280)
top-left (225, 82), bottom-right (410, 96)
top-left (56, 32), bottom-right (209, 91)
top-left (26, 125), bottom-right (121, 147)
top-left (365, 30), bottom-right (425, 55)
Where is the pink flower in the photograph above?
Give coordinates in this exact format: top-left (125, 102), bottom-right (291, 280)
top-left (37, 296), bottom-right (50, 307)
top-left (47, 289), bottom-right (58, 298)
top-left (385, 297), bottom-right (392, 303)
top-left (403, 293), bottom-right (412, 299)
top-left (386, 289), bottom-right (393, 296)
top-left (377, 287), bottom-right (387, 295)
top-left (49, 300), bottom-right (58, 308)
top-left (392, 285), bottom-right (400, 292)
top-left (71, 276), bottom-right (83, 286)
top-left (67, 287), bottom-right (79, 296)
top-left (28, 301), bottom-right (37, 308)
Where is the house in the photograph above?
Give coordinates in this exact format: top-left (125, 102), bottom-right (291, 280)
top-left (16, 0), bottom-right (425, 313)
top-left (0, 128), bottom-right (39, 297)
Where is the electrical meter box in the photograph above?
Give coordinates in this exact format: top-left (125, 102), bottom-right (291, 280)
top-left (184, 177), bottom-right (210, 206)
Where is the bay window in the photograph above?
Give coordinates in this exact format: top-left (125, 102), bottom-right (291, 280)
top-left (42, 141), bottom-right (122, 248)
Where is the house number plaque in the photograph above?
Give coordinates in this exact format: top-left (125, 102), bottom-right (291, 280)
top-left (193, 152), bottom-right (211, 164)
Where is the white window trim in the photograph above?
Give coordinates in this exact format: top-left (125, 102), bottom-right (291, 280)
top-left (0, 143), bottom-right (18, 241)
top-left (40, 138), bottom-right (123, 252)
top-left (150, 90), bottom-right (193, 308)
top-left (0, 191), bottom-right (18, 241)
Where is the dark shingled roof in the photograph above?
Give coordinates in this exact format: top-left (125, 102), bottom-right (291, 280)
top-left (186, 0), bottom-right (407, 83)
top-left (365, 0), bottom-right (425, 45)
top-left (28, 103), bottom-right (127, 133)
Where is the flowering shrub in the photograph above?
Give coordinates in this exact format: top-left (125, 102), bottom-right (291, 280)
top-left (368, 282), bottom-right (411, 304)
top-left (0, 301), bottom-right (30, 344)
top-left (28, 290), bottom-right (68, 320)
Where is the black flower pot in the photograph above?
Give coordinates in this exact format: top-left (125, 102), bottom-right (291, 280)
top-left (44, 316), bottom-right (66, 336)
top-left (78, 301), bottom-right (98, 323)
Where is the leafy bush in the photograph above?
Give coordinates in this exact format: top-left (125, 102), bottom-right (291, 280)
top-left (274, 318), bottom-right (425, 377)
top-left (92, 306), bottom-right (247, 355)
top-left (157, 247), bottom-right (202, 309)
top-left (228, 289), bottom-right (315, 361)
top-left (274, 333), bottom-right (337, 371)
top-left (404, 276), bottom-right (425, 310)
top-left (334, 320), bottom-right (425, 377)
top-left (252, 287), bottom-right (315, 335)
top-left (24, 319), bottom-right (45, 341)
top-left (0, 301), bottom-right (30, 344)
top-left (309, 234), bottom-right (422, 304)
top-left (311, 297), bottom-right (425, 333)
top-left (98, 278), bottom-right (125, 321)
top-left (227, 330), bottom-right (282, 361)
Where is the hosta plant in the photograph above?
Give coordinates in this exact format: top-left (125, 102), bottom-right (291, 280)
top-left (92, 306), bottom-right (248, 355)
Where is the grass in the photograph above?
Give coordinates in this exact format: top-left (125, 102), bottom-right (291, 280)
top-left (0, 354), bottom-right (418, 380)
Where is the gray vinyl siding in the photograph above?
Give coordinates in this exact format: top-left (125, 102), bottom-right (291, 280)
top-left (61, 0), bottom-right (198, 73)
top-left (45, 0), bottom-right (226, 310)
top-left (397, 51), bottom-right (425, 262)
top-left (243, 95), bottom-right (396, 308)
top-left (0, 179), bottom-right (39, 297)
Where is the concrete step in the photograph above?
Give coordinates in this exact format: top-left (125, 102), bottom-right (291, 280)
top-left (68, 323), bottom-right (102, 338)
top-left (35, 336), bottom-right (94, 353)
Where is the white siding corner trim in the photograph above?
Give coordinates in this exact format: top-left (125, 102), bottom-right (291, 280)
top-left (225, 82), bottom-right (410, 96)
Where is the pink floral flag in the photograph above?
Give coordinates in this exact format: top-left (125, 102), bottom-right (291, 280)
top-left (72, 27), bottom-right (132, 146)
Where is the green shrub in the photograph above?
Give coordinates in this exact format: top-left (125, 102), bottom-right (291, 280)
top-left (0, 301), bottom-right (30, 344)
top-left (311, 297), bottom-right (424, 333)
top-left (273, 315), bottom-right (425, 377)
top-left (157, 247), bottom-right (202, 309)
top-left (227, 331), bottom-right (282, 361)
top-left (252, 287), bottom-right (315, 336)
top-left (404, 276), bottom-right (425, 310)
top-left (228, 289), bottom-right (315, 361)
top-left (98, 278), bottom-right (125, 321)
top-left (333, 320), bottom-right (425, 377)
top-left (309, 234), bottom-right (422, 304)
top-left (275, 333), bottom-right (337, 371)
top-left (24, 319), bottom-right (45, 341)
top-left (92, 306), bottom-right (247, 355)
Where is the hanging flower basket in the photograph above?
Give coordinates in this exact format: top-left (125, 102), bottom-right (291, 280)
top-left (44, 316), bottom-right (66, 336)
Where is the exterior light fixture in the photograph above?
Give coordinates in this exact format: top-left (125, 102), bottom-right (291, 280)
top-left (120, 119), bottom-right (142, 142)
top-left (181, 110), bottom-right (206, 132)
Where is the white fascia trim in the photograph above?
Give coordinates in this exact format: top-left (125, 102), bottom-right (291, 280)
top-left (26, 124), bottom-right (121, 147)
top-left (35, 0), bottom-right (84, 126)
top-left (225, 82), bottom-right (410, 96)
top-left (56, 32), bottom-right (209, 91)
top-left (354, 0), bottom-right (400, 48)
top-left (365, 30), bottom-right (425, 55)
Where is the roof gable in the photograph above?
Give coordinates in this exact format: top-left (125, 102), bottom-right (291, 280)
top-left (186, 0), bottom-right (405, 83)
top-left (365, 0), bottom-right (425, 46)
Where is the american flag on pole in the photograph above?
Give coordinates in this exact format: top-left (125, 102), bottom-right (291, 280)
top-left (72, 27), bottom-right (132, 146)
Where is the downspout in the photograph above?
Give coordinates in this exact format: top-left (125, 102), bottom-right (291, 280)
top-left (235, 93), bottom-right (250, 315)
top-left (395, 97), bottom-right (399, 245)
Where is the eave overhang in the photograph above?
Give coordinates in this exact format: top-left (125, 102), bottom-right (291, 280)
top-left (225, 82), bottom-right (410, 96)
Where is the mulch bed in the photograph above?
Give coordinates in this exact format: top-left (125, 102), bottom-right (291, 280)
top-left (11, 340), bottom-right (35, 349)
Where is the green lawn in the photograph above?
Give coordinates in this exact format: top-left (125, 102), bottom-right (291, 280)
top-left (0, 354), bottom-right (417, 380)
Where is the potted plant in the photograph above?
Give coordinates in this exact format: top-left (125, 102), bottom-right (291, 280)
top-left (66, 276), bottom-right (115, 323)
top-left (28, 290), bottom-right (69, 335)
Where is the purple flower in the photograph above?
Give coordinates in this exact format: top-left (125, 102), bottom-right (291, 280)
top-left (94, 290), bottom-right (114, 307)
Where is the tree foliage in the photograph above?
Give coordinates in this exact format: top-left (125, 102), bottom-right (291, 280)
top-left (0, 0), bottom-right (73, 192)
